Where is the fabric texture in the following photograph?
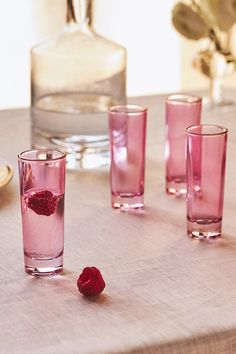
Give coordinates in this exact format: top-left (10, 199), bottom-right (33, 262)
top-left (1, 93), bottom-right (236, 353)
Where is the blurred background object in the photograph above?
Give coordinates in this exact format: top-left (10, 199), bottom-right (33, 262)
top-left (31, 0), bottom-right (127, 169)
top-left (0, 0), bottom-right (180, 109)
top-left (1, 0), bottom-right (236, 110)
top-left (0, 163), bottom-right (13, 189)
top-left (172, 0), bottom-right (236, 108)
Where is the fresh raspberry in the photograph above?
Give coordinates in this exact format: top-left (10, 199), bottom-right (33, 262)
top-left (27, 190), bottom-right (58, 216)
top-left (77, 267), bottom-right (106, 297)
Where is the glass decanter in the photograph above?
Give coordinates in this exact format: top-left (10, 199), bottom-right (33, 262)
top-left (31, 0), bottom-right (126, 169)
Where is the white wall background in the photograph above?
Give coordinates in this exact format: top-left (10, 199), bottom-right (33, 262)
top-left (93, 0), bottom-right (181, 97)
top-left (0, 0), bottom-right (66, 109)
top-left (0, 0), bottom-right (180, 109)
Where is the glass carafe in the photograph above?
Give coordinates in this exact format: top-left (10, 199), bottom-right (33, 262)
top-left (31, 0), bottom-right (126, 169)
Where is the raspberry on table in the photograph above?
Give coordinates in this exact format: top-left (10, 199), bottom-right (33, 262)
top-left (77, 267), bottom-right (106, 297)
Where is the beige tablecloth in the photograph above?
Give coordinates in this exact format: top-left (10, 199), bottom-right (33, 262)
top-left (1, 93), bottom-right (236, 353)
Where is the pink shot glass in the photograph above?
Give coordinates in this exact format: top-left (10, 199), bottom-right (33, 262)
top-left (186, 125), bottom-right (228, 240)
top-left (165, 94), bottom-right (202, 196)
top-left (109, 105), bottom-right (147, 210)
top-left (18, 149), bottom-right (66, 276)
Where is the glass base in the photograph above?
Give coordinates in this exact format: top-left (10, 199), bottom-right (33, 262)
top-left (32, 132), bottom-right (110, 170)
top-left (112, 194), bottom-right (144, 211)
top-left (166, 179), bottom-right (186, 197)
top-left (203, 96), bottom-right (235, 112)
top-left (187, 218), bottom-right (222, 241)
top-left (65, 147), bottom-right (110, 170)
top-left (24, 254), bottom-right (63, 276)
top-left (31, 94), bottom-right (120, 170)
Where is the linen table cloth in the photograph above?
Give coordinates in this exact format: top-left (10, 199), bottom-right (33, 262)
top-left (1, 93), bottom-right (236, 353)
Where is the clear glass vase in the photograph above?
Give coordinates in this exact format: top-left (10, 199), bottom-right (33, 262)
top-left (31, 0), bottom-right (127, 169)
top-left (193, 49), bottom-right (235, 109)
top-left (193, 34), bottom-right (236, 110)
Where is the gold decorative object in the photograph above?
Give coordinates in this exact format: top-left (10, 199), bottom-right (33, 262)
top-left (172, 0), bottom-right (236, 109)
top-left (0, 164), bottom-right (13, 189)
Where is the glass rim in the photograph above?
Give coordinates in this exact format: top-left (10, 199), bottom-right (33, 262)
top-left (186, 124), bottom-right (228, 136)
top-left (109, 104), bottom-right (147, 114)
top-left (18, 149), bottom-right (66, 162)
top-left (166, 93), bottom-right (202, 104)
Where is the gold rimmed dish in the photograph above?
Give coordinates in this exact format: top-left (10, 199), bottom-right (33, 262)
top-left (0, 164), bottom-right (13, 189)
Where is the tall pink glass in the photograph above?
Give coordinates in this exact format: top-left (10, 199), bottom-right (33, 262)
top-left (165, 94), bottom-right (202, 196)
top-left (186, 125), bottom-right (228, 240)
top-left (18, 149), bottom-right (66, 275)
top-left (109, 105), bottom-right (147, 210)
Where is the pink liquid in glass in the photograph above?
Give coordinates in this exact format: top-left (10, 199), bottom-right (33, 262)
top-left (18, 149), bottom-right (66, 275)
top-left (109, 105), bottom-right (147, 210)
top-left (186, 125), bottom-right (228, 240)
top-left (165, 94), bottom-right (202, 196)
top-left (22, 188), bottom-right (64, 272)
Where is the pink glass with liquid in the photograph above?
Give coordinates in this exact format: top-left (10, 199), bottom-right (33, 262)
top-left (18, 150), bottom-right (66, 275)
top-left (165, 94), bottom-right (202, 196)
top-left (109, 105), bottom-right (147, 210)
top-left (186, 125), bottom-right (228, 240)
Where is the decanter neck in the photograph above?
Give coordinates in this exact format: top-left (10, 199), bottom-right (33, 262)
top-left (66, 0), bottom-right (93, 29)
